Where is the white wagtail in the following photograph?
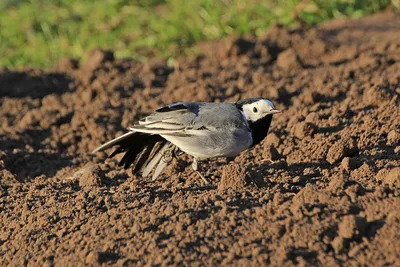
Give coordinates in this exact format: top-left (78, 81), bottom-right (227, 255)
top-left (92, 98), bottom-right (280, 183)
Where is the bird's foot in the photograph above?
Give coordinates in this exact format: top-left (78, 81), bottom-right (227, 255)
top-left (196, 171), bottom-right (209, 185)
top-left (160, 146), bottom-right (174, 163)
top-left (192, 158), bottom-right (209, 184)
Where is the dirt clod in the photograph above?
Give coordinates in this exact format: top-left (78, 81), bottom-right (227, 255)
top-left (291, 121), bottom-right (317, 139)
top-left (376, 167), bottom-right (400, 187)
top-left (363, 83), bottom-right (397, 106)
top-left (341, 157), bottom-right (358, 171)
top-left (86, 251), bottom-right (101, 265)
top-left (338, 215), bottom-right (367, 239)
top-left (67, 164), bottom-right (103, 187)
top-left (305, 112), bottom-right (319, 123)
top-left (218, 163), bottom-right (250, 191)
top-left (328, 173), bottom-right (349, 192)
top-left (387, 129), bottom-right (400, 145)
top-left (276, 48), bottom-right (302, 70)
top-left (331, 236), bottom-right (346, 254)
top-left (265, 132), bottom-right (281, 147)
top-left (326, 137), bottom-right (359, 164)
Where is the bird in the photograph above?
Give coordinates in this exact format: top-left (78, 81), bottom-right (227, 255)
top-left (91, 97), bottom-right (280, 183)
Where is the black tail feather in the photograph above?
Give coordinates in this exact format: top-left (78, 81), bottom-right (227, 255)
top-left (122, 146), bottom-right (141, 169)
top-left (141, 140), bottom-right (168, 171)
top-left (133, 138), bottom-right (164, 173)
top-left (121, 139), bottom-right (147, 169)
top-left (132, 146), bottom-right (151, 172)
top-left (109, 146), bottom-right (126, 158)
top-left (119, 145), bottom-right (139, 169)
top-left (103, 132), bottom-right (165, 173)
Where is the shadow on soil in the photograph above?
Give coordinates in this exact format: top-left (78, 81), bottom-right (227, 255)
top-left (0, 71), bottom-right (73, 98)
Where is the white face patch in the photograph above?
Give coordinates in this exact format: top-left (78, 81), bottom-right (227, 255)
top-left (241, 99), bottom-right (277, 122)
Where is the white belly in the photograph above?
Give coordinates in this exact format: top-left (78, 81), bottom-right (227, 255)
top-left (161, 128), bottom-right (252, 159)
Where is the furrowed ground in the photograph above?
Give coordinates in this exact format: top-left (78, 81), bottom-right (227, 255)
top-left (0, 12), bottom-right (400, 266)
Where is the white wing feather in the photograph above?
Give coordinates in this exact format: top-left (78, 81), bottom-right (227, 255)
top-left (91, 131), bottom-right (136, 154)
top-left (142, 142), bottom-right (171, 178)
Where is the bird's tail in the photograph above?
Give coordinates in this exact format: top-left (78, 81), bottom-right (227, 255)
top-left (91, 131), bottom-right (175, 180)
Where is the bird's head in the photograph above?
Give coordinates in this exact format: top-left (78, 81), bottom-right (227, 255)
top-left (236, 98), bottom-right (280, 122)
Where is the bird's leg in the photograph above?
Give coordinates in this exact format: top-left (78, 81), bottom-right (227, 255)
top-left (192, 158), bottom-right (209, 184)
top-left (191, 157), bottom-right (198, 171)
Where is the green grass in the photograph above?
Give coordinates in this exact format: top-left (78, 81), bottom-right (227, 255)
top-left (0, 0), bottom-right (397, 68)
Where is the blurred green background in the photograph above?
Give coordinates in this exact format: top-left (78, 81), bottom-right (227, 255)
top-left (1, 0), bottom-right (399, 68)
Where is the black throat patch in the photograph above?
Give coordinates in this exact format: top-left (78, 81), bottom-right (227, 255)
top-left (248, 115), bottom-right (273, 147)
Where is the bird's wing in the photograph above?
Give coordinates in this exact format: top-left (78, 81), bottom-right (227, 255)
top-left (130, 102), bottom-right (202, 135)
top-left (130, 102), bottom-right (248, 136)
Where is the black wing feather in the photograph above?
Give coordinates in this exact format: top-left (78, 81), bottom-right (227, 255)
top-left (155, 103), bottom-right (188, 113)
top-left (133, 140), bottom-right (158, 173)
top-left (96, 131), bottom-right (166, 173)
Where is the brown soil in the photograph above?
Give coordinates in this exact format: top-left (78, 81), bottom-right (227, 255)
top-left (1, 12), bottom-right (400, 266)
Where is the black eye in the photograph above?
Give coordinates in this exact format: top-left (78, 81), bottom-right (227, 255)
top-left (253, 107), bottom-right (258, 113)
